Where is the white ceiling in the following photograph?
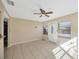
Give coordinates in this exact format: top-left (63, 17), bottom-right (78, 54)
top-left (2, 0), bottom-right (78, 22)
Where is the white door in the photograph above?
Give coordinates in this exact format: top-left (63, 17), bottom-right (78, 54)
top-left (0, 11), bottom-right (4, 59)
top-left (48, 21), bottom-right (58, 43)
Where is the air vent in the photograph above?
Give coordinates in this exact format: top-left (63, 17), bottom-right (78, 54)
top-left (6, 0), bottom-right (15, 6)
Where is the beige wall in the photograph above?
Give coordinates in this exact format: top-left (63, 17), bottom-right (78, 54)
top-left (8, 12), bottom-right (78, 47)
top-left (0, 1), bottom-right (3, 11)
top-left (0, 1), bottom-right (4, 11)
top-left (8, 18), bottom-right (43, 47)
top-left (43, 12), bottom-right (78, 44)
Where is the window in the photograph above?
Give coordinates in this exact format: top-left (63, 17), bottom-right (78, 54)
top-left (58, 21), bottom-right (71, 38)
top-left (43, 27), bottom-right (48, 35)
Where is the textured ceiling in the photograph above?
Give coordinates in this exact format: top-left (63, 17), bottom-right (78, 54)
top-left (2, 0), bottom-right (78, 22)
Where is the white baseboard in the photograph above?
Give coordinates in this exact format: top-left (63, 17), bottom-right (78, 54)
top-left (8, 39), bottom-right (41, 47)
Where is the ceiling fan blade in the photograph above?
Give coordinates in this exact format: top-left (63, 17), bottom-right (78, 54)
top-left (40, 15), bottom-right (42, 17)
top-left (46, 11), bottom-right (53, 14)
top-left (44, 14), bottom-right (49, 17)
top-left (33, 13), bottom-right (41, 14)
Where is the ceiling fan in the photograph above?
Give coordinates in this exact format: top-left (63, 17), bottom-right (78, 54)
top-left (33, 9), bottom-right (53, 17)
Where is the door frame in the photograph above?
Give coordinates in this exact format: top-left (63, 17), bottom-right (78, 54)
top-left (0, 10), bottom-right (4, 59)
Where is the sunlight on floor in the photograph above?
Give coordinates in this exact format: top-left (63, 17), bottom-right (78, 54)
top-left (52, 37), bottom-right (77, 59)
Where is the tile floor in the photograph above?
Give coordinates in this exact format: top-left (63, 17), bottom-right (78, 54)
top-left (4, 40), bottom-right (57, 59)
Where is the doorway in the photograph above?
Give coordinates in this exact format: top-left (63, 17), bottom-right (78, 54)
top-left (48, 21), bottom-right (58, 43)
top-left (4, 18), bottom-right (8, 48)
